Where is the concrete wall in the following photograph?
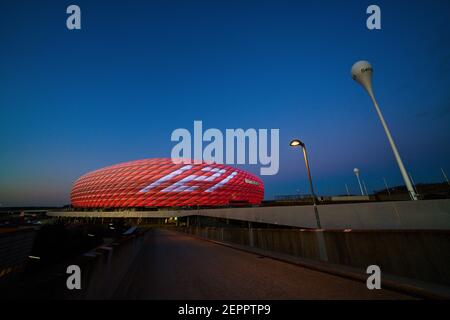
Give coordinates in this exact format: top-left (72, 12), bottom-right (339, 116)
top-left (182, 226), bottom-right (450, 286)
top-left (49, 199), bottom-right (450, 230)
top-left (80, 234), bottom-right (146, 299)
top-left (185, 199), bottom-right (450, 230)
top-left (0, 228), bottom-right (37, 284)
top-left (26, 231), bottom-right (149, 299)
top-left (329, 196), bottom-right (370, 201)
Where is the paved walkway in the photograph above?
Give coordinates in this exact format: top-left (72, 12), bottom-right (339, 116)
top-left (112, 229), bottom-right (413, 299)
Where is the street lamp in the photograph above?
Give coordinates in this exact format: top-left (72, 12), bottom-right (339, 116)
top-left (351, 60), bottom-right (418, 200)
top-left (362, 179), bottom-right (369, 196)
top-left (353, 168), bottom-right (364, 195)
top-left (442, 168), bottom-right (450, 186)
top-left (383, 177), bottom-right (391, 196)
top-left (289, 139), bottom-right (321, 229)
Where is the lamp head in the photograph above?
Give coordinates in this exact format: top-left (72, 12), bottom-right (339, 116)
top-left (290, 139), bottom-right (304, 148)
top-left (351, 60), bottom-right (374, 96)
top-left (353, 168), bottom-right (360, 175)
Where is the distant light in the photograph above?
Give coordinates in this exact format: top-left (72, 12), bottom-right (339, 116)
top-left (110, 227), bottom-right (115, 230)
top-left (88, 233), bottom-right (95, 237)
top-left (28, 256), bottom-right (41, 260)
top-left (289, 139), bottom-right (304, 147)
top-left (344, 229), bottom-right (352, 232)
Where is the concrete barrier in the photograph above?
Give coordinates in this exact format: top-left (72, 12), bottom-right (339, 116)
top-left (60, 230), bottom-right (147, 299)
top-left (188, 199), bottom-right (450, 230)
top-left (49, 199), bottom-right (450, 230)
top-left (181, 226), bottom-right (450, 287)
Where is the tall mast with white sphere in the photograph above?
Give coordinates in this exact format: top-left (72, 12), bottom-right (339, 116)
top-left (351, 61), bottom-right (418, 200)
top-left (353, 168), bottom-right (364, 196)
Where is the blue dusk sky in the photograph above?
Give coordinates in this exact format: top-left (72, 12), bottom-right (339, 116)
top-left (1, 0), bottom-right (449, 206)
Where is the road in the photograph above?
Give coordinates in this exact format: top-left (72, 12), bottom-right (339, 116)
top-left (112, 228), bottom-right (413, 299)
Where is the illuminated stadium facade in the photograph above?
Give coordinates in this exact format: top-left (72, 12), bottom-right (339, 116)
top-left (71, 158), bottom-right (264, 208)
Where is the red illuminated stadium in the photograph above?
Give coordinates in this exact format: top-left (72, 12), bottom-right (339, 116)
top-left (71, 158), bottom-right (264, 208)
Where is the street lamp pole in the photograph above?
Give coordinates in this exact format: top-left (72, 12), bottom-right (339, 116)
top-left (351, 61), bottom-right (418, 200)
top-left (290, 139), bottom-right (321, 229)
top-left (354, 168), bottom-right (364, 196)
top-left (442, 168), bottom-right (450, 186)
top-left (383, 177), bottom-right (391, 195)
top-left (362, 180), bottom-right (369, 196)
top-left (408, 171), bottom-right (419, 195)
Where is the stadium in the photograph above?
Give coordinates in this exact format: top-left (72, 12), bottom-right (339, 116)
top-left (71, 158), bottom-right (264, 208)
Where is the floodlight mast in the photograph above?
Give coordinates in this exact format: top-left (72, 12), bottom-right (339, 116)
top-left (353, 168), bottom-right (364, 196)
top-left (351, 61), bottom-right (418, 201)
